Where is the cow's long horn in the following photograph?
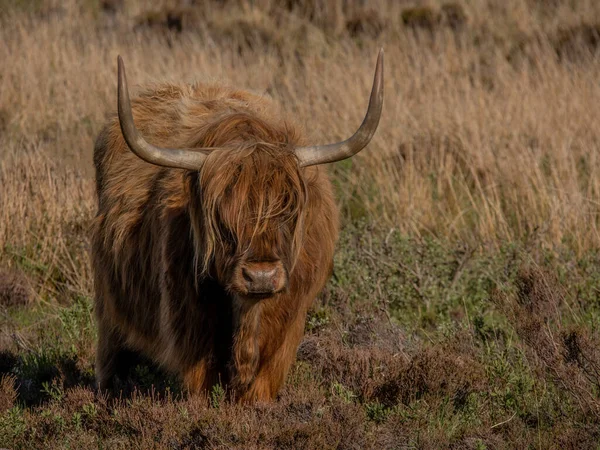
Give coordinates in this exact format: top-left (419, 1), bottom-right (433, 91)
top-left (294, 49), bottom-right (384, 168)
top-left (117, 56), bottom-right (210, 170)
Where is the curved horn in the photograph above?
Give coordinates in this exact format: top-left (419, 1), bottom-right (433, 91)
top-left (117, 56), bottom-right (210, 170)
top-left (294, 49), bottom-right (384, 167)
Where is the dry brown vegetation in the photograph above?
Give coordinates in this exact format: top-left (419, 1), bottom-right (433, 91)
top-left (2, 0), bottom-right (600, 448)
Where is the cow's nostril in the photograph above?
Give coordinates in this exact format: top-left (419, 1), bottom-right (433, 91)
top-left (242, 268), bottom-right (254, 283)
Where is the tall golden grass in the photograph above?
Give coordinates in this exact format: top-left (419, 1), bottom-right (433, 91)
top-left (1, 0), bottom-right (600, 267)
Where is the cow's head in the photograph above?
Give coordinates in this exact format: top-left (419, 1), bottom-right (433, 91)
top-left (115, 50), bottom-right (383, 299)
top-left (191, 144), bottom-right (305, 299)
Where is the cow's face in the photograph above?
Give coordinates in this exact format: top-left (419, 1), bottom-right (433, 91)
top-left (190, 147), bottom-right (307, 299)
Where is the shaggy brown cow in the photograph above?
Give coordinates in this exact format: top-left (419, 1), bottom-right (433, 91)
top-left (92, 50), bottom-right (383, 402)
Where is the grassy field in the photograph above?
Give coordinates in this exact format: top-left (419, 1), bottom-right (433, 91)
top-left (1, 0), bottom-right (600, 448)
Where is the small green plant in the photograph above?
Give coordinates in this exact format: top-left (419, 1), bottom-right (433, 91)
top-left (0, 406), bottom-right (26, 442)
top-left (134, 364), bottom-right (153, 389)
top-left (41, 380), bottom-right (64, 402)
top-left (72, 411), bottom-right (82, 430)
top-left (82, 402), bottom-right (97, 419)
top-left (58, 294), bottom-right (96, 350)
top-left (331, 382), bottom-right (356, 403)
top-left (474, 440), bottom-right (487, 450)
top-left (306, 307), bottom-right (330, 332)
top-left (365, 402), bottom-right (393, 424)
top-left (178, 405), bottom-right (189, 419)
top-left (52, 413), bottom-right (65, 432)
top-left (210, 383), bottom-right (226, 409)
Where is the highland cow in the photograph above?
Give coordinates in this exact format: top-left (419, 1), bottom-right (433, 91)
top-left (92, 50), bottom-right (383, 402)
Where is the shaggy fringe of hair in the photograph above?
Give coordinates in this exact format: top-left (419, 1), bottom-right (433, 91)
top-left (186, 113), bottom-right (307, 277)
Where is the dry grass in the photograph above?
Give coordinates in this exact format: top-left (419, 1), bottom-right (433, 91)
top-left (2, 0), bottom-right (600, 448)
top-left (2, 0), bottom-right (600, 251)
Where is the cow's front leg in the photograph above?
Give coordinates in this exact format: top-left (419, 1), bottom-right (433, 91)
top-left (241, 306), bottom-right (308, 402)
top-left (229, 299), bottom-right (262, 398)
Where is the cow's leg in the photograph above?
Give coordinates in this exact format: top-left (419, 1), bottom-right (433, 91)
top-left (95, 320), bottom-right (138, 391)
top-left (181, 359), bottom-right (216, 394)
top-left (228, 300), bottom-right (262, 399)
top-left (242, 308), bottom-right (308, 402)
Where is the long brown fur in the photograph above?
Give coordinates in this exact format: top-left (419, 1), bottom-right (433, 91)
top-left (92, 82), bottom-right (338, 402)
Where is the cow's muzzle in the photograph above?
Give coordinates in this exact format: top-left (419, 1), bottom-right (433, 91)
top-left (234, 261), bottom-right (287, 298)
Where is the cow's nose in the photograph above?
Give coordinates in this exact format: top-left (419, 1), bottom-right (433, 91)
top-left (241, 262), bottom-right (285, 295)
